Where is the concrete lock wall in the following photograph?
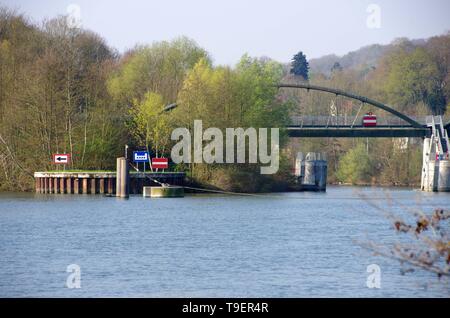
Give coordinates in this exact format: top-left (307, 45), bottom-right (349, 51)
top-left (421, 137), bottom-right (450, 192)
top-left (422, 160), bottom-right (450, 192)
top-left (438, 160), bottom-right (450, 192)
top-left (420, 137), bottom-right (431, 191)
top-left (427, 161), bottom-right (438, 192)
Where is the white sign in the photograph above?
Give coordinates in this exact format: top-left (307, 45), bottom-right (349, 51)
top-left (133, 151), bottom-right (149, 162)
top-left (53, 154), bottom-right (70, 164)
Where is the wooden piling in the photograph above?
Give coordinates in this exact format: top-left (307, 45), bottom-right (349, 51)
top-left (99, 178), bottom-right (105, 194)
top-left (34, 172), bottom-right (184, 195)
top-left (59, 177), bottom-right (65, 194)
top-left (116, 157), bottom-right (129, 198)
top-left (74, 178), bottom-right (79, 194)
top-left (66, 177), bottom-right (72, 194)
top-left (82, 178), bottom-right (88, 194)
top-left (108, 178), bottom-right (114, 194)
top-left (90, 178), bottom-right (96, 194)
top-left (54, 178), bottom-right (59, 193)
top-left (35, 178), bottom-right (40, 193)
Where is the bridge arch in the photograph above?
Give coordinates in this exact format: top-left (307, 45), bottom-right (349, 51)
top-left (277, 83), bottom-right (423, 128)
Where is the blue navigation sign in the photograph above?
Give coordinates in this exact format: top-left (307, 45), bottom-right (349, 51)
top-left (133, 151), bottom-right (149, 163)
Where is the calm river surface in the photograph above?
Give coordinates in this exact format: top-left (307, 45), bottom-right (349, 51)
top-left (0, 186), bottom-right (449, 297)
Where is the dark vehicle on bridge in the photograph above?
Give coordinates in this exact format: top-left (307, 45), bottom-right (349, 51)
top-left (363, 112), bottom-right (377, 127)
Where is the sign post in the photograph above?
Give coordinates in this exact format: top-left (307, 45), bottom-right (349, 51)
top-left (151, 158), bottom-right (168, 171)
top-left (133, 151), bottom-right (149, 172)
top-left (52, 154), bottom-right (71, 165)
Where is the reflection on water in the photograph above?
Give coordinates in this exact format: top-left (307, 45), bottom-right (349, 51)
top-left (0, 186), bottom-right (449, 297)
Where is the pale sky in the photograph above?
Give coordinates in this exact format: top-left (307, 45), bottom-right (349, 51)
top-left (2, 0), bottom-right (450, 65)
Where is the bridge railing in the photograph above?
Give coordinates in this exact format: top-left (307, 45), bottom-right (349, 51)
top-left (290, 115), bottom-right (432, 127)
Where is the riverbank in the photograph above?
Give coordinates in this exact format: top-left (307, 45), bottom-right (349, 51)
top-left (0, 176), bottom-right (421, 193)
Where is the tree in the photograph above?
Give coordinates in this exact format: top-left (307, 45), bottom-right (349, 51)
top-left (336, 143), bottom-right (372, 184)
top-left (107, 36), bottom-right (209, 106)
top-left (0, 9), bottom-right (122, 189)
top-left (331, 61), bottom-right (343, 74)
top-left (174, 55), bottom-right (292, 191)
top-left (129, 92), bottom-right (172, 157)
top-left (290, 51), bottom-right (309, 80)
top-left (384, 47), bottom-right (446, 115)
top-left (361, 208), bottom-right (450, 279)
top-left (426, 33), bottom-right (450, 114)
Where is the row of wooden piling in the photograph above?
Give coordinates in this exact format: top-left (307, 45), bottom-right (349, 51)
top-left (34, 172), bottom-right (185, 194)
top-left (35, 175), bottom-right (116, 194)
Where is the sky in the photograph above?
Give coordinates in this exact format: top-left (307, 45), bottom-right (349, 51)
top-left (2, 0), bottom-right (450, 65)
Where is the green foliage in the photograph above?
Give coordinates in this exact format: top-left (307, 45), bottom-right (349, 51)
top-left (107, 36), bottom-right (209, 105)
top-left (1, 7), bottom-right (449, 191)
top-left (290, 51), bottom-right (309, 80)
top-left (336, 143), bottom-right (372, 184)
top-left (174, 55), bottom-right (292, 191)
top-left (384, 47), bottom-right (446, 115)
top-left (129, 92), bottom-right (172, 156)
top-left (177, 55), bottom-right (291, 130)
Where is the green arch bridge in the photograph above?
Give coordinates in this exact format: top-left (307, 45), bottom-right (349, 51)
top-left (164, 83), bottom-right (450, 138)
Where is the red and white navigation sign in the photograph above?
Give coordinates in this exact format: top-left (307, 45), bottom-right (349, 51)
top-left (52, 153), bottom-right (71, 164)
top-left (152, 157), bottom-right (168, 169)
top-left (363, 112), bottom-right (377, 127)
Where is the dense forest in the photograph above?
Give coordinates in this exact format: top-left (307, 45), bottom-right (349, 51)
top-left (0, 7), bottom-right (449, 192)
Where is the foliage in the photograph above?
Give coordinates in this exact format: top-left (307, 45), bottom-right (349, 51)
top-left (336, 143), bottom-right (372, 184)
top-left (331, 62), bottom-right (343, 74)
top-left (128, 92), bottom-right (172, 156)
top-left (362, 208), bottom-right (449, 279)
top-left (290, 51), bottom-right (309, 80)
top-left (107, 36), bottom-right (209, 105)
top-left (384, 47), bottom-right (446, 115)
top-left (0, 9), bottom-right (125, 190)
top-left (0, 7), bottom-right (449, 191)
top-left (174, 55), bottom-right (292, 191)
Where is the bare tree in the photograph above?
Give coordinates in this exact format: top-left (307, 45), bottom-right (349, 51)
top-left (359, 197), bottom-right (449, 279)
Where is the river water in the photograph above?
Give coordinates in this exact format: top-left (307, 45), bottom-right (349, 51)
top-left (0, 186), bottom-right (448, 297)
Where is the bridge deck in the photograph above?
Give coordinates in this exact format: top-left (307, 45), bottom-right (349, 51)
top-left (287, 125), bottom-right (431, 138)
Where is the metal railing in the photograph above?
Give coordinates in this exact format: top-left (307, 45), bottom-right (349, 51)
top-left (290, 115), bottom-right (433, 127)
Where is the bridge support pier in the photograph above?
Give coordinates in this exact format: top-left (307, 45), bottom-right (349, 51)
top-left (295, 152), bottom-right (327, 191)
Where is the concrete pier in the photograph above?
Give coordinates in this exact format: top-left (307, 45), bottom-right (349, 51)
top-left (294, 152), bottom-right (327, 191)
top-left (143, 186), bottom-right (184, 198)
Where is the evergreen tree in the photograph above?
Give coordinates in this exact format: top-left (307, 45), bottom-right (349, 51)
top-left (290, 51), bottom-right (309, 80)
top-left (331, 61), bottom-right (343, 73)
